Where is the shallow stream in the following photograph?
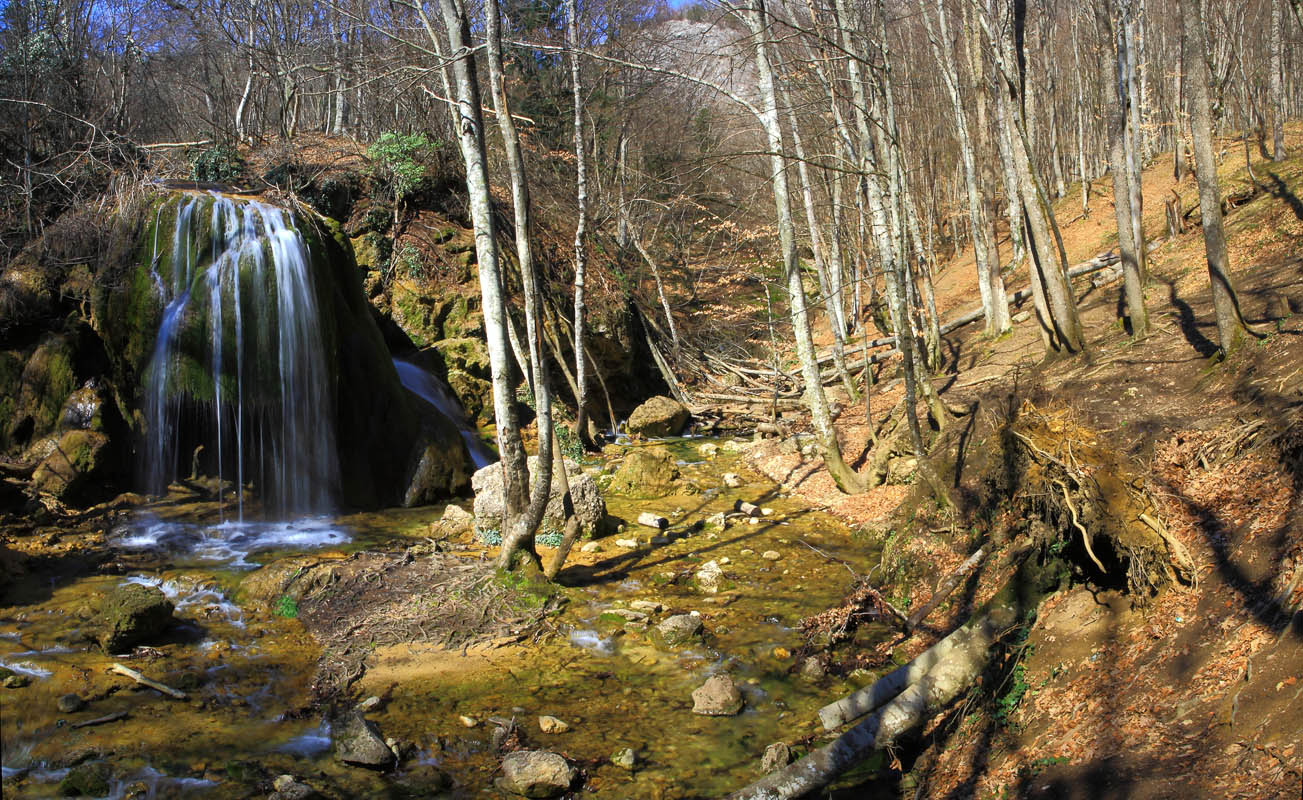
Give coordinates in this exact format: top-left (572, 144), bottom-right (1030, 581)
top-left (1, 439), bottom-right (891, 798)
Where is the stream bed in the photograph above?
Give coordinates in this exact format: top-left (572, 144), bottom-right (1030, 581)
top-left (0, 439), bottom-right (892, 798)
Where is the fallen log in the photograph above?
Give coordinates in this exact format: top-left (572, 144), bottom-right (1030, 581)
top-left (734, 500), bottom-right (762, 518)
top-left (732, 554), bottom-right (1048, 800)
top-left (110, 663), bottom-right (187, 699)
top-left (905, 547), bottom-right (988, 631)
top-left (636, 512), bottom-right (669, 530)
top-left (70, 711), bottom-right (129, 729)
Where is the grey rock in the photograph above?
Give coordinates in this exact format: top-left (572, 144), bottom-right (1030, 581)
top-left (655, 613), bottom-right (704, 646)
top-left (1012, 310), bottom-right (1032, 323)
top-left (334, 713), bottom-right (395, 768)
top-left (692, 674), bottom-right (745, 716)
top-left (497, 750), bottom-right (576, 798)
top-left (722, 472), bottom-right (743, 489)
top-left (799, 656), bottom-right (827, 681)
top-left (473, 457), bottom-right (605, 536)
top-left (605, 608), bottom-right (648, 623)
top-left (57, 693), bottom-right (86, 713)
top-left (629, 600), bottom-right (663, 613)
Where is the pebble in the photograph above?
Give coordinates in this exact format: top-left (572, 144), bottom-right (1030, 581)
top-left (718, 556), bottom-right (730, 565)
top-left (761, 507), bottom-right (774, 516)
top-left (459, 715), bottom-right (479, 728)
top-left (580, 541), bottom-right (602, 553)
top-left (357, 695), bottom-right (382, 712)
top-left (538, 715), bottom-right (570, 734)
top-left (748, 518), bottom-right (759, 525)
top-left (629, 600), bottom-right (664, 613)
top-left (722, 473), bottom-right (743, 488)
top-left (762, 550), bottom-right (782, 561)
top-left (740, 548), bottom-right (754, 556)
top-left (615, 538), bottom-right (639, 549)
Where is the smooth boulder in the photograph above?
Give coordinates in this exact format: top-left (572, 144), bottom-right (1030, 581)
top-left (497, 750), bottom-right (576, 798)
top-left (92, 583), bottom-right (175, 653)
top-left (625, 396), bottom-right (690, 438)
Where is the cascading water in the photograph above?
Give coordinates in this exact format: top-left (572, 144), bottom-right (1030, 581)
top-left (143, 193), bottom-right (339, 516)
top-left (393, 357), bottom-right (495, 470)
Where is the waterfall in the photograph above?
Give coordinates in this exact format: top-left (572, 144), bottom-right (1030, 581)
top-left (393, 357), bottom-right (495, 470)
top-left (142, 193), bottom-right (339, 515)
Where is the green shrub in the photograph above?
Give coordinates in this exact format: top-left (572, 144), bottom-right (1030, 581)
top-left (367, 132), bottom-right (439, 201)
top-left (190, 145), bottom-right (246, 184)
top-left (273, 595), bottom-right (298, 619)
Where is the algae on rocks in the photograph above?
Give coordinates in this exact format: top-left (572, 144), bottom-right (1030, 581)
top-left (608, 445), bottom-right (682, 498)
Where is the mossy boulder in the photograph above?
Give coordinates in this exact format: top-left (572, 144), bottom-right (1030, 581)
top-left (29, 429), bottom-right (110, 501)
top-left (608, 446), bottom-right (681, 498)
top-left (446, 369), bottom-right (492, 425)
top-left (433, 337), bottom-right (490, 379)
top-left (625, 396), bottom-right (690, 438)
top-left (4, 334), bottom-right (77, 450)
top-left (58, 763), bottom-right (112, 797)
top-left (92, 582), bottom-right (176, 653)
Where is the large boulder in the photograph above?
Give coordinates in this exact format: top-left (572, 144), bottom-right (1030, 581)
top-left (607, 445), bottom-right (680, 498)
top-left (497, 751), bottom-right (576, 798)
top-left (334, 713), bottom-right (395, 768)
top-left (625, 395), bottom-right (690, 438)
top-left (92, 582), bottom-right (175, 653)
top-left (472, 456), bottom-right (606, 536)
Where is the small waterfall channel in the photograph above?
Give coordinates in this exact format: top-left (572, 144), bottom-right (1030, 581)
top-left (144, 193), bottom-right (338, 517)
top-left (393, 357), bottom-right (495, 470)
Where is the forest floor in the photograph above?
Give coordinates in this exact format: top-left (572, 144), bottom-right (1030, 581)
top-left (711, 129), bottom-right (1303, 797)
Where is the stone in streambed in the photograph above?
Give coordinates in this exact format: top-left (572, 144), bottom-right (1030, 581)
top-left (538, 715), bottom-right (569, 734)
top-left (91, 582), bottom-right (175, 653)
top-left (334, 712), bottom-right (395, 768)
top-left (270, 774), bottom-right (320, 800)
top-left (57, 693), bottom-right (86, 713)
top-left (696, 560), bottom-right (724, 593)
top-left (607, 446), bottom-right (680, 498)
top-left (691, 674), bottom-right (745, 716)
top-left (653, 613), bottom-right (703, 647)
top-left (611, 747), bottom-right (637, 770)
top-left (761, 742), bottom-right (793, 772)
top-left (722, 472), bottom-right (743, 489)
top-left (497, 750), bottom-right (576, 798)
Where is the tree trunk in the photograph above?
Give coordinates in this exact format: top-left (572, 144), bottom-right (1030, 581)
top-left (742, 0), bottom-right (864, 494)
top-left (1181, 0), bottom-right (1248, 353)
top-left (567, 0), bottom-right (594, 450)
top-left (433, 0), bottom-right (531, 570)
top-left (1271, 0), bottom-right (1287, 161)
top-left (1106, 0), bottom-right (1149, 337)
top-left (486, 0), bottom-right (554, 563)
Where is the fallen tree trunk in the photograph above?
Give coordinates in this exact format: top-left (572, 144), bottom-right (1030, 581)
top-left (732, 552), bottom-right (1047, 800)
top-left (636, 512), bottom-right (669, 530)
top-left (905, 547), bottom-right (988, 631)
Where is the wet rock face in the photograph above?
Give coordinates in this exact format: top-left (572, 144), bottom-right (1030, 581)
top-left (472, 456), bottom-right (606, 536)
top-left (29, 429), bottom-right (110, 501)
top-left (607, 445), bottom-right (681, 498)
top-left (496, 750), bottom-right (576, 798)
top-left (625, 395), bottom-right (690, 438)
top-left (691, 674), bottom-right (745, 716)
top-left (92, 582), bottom-right (176, 653)
top-left (334, 712), bottom-right (395, 768)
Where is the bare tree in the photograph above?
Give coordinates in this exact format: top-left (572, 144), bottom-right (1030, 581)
top-left (1181, 0), bottom-right (1248, 354)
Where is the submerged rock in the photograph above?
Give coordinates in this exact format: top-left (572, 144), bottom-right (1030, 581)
top-left (57, 693), bottom-right (86, 713)
top-left (472, 456), bottom-right (606, 536)
top-left (334, 713), bottom-right (395, 768)
top-left (58, 763), bottom-right (111, 797)
top-left (611, 747), bottom-right (637, 770)
top-left (654, 613), bottom-right (704, 647)
top-left (92, 582), bottom-right (175, 653)
top-left (270, 774), bottom-right (320, 800)
top-left (497, 750), bottom-right (576, 798)
top-left (537, 715), bottom-right (569, 734)
top-left (696, 560), bottom-right (724, 593)
top-left (607, 446), bottom-right (680, 498)
top-left (691, 674), bottom-right (745, 716)
top-left (626, 396), bottom-right (690, 437)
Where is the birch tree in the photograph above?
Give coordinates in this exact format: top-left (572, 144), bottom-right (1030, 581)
top-left (567, 0), bottom-right (594, 448)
